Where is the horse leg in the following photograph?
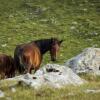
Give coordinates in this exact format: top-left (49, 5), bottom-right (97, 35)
top-left (1, 72), bottom-right (6, 79)
top-left (8, 72), bottom-right (15, 78)
top-left (27, 65), bottom-right (32, 74)
top-left (34, 66), bottom-right (39, 73)
top-left (34, 69), bottom-right (37, 73)
top-left (29, 68), bottom-right (32, 74)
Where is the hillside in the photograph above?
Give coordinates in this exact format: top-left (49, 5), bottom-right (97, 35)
top-left (0, 0), bottom-right (99, 65)
top-left (0, 0), bottom-right (100, 100)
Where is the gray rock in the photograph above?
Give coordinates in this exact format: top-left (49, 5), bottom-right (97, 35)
top-left (84, 89), bottom-right (100, 93)
top-left (15, 64), bottom-right (85, 89)
top-left (19, 73), bottom-right (45, 89)
top-left (0, 90), bottom-right (4, 98)
top-left (11, 87), bottom-right (16, 93)
top-left (6, 97), bottom-right (12, 100)
top-left (65, 48), bottom-right (100, 74)
top-left (43, 64), bottom-right (85, 87)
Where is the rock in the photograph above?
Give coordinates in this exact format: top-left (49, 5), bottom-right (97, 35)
top-left (11, 87), bottom-right (16, 93)
top-left (18, 73), bottom-right (45, 89)
top-left (6, 97), bottom-right (12, 100)
top-left (43, 64), bottom-right (85, 87)
top-left (84, 89), bottom-right (100, 93)
top-left (65, 48), bottom-right (100, 74)
top-left (0, 90), bottom-right (4, 98)
top-left (15, 64), bottom-right (85, 89)
top-left (1, 44), bottom-right (7, 47)
top-left (67, 92), bottom-right (76, 96)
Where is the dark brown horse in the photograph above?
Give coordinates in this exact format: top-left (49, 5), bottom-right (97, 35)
top-left (0, 54), bottom-right (15, 79)
top-left (14, 38), bottom-right (63, 74)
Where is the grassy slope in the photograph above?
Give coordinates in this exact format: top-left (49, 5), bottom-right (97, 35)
top-left (0, 77), bottom-right (100, 100)
top-left (0, 0), bottom-right (99, 64)
top-left (0, 0), bottom-right (100, 99)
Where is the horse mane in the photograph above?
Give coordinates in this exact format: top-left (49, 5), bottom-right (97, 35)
top-left (31, 38), bottom-right (57, 54)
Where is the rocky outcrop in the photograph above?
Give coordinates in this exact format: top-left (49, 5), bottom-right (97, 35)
top-left (65, 48), bottom-right (100, 74)
top-left (7, 64), bottom-right (85, 89)
top-left (0, 90), bottom-right (4, 98)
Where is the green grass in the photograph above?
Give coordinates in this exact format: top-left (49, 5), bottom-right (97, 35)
top-left (0, 79), bottom-right (100, 100)
top-left (0, 0), bottom-right (99, 64)
top-left (0, 0), bottom-right (100, 99)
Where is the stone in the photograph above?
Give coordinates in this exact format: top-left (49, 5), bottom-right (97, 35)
top-left (84, 89), bottom-right (100, 93)
top-left (0, 90), bottom-right (4, 98)
top-left (11, 87), bottom-right (16, 93)
top-left (11, 64), bottom-right (85, 89)
top-left (65, 48), bottom-right (100, 74)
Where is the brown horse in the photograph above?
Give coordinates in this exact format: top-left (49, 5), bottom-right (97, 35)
top-left (14, 38), bottom-right (63, 74)
top-left (0, 54), bottom-right (15, 79)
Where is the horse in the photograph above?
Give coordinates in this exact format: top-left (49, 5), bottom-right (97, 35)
top-left (0, 54), bottom-right (15, 79)
top-left (14, 38), bottom-right (63, 74)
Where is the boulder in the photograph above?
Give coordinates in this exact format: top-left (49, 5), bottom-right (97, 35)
top-left (65, 48), bottom-right (100, 74)
top-left (0, 90), bottom-right (4, 98)
top-left (13, 64), bottom-right (85, 89)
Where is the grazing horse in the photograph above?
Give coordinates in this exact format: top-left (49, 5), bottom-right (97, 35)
top-left (14, 38), bottom-right (63, 74)
top-left (0, 54), bottom-right (15, 79)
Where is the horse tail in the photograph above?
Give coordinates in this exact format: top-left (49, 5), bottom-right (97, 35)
top-left (14, 46), bottom-right (25, 74)
top-left (19, 54), bottom-right (26, 71)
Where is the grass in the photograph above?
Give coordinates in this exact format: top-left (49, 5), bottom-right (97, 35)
top-left (0, 79), bottom-right (100, 100)
top-left (0, 0), bottom-right (99, 63)
top-left (0, 0), bottom-right (100, 99)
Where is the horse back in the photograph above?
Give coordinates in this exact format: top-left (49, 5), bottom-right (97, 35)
top-left (14, 42), bottom-right (42, 73)
top-left (22, 43), bottom-right (42, 68)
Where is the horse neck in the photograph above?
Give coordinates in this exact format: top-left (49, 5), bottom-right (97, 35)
top-left (34, 39), bottom-right (52, 55)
